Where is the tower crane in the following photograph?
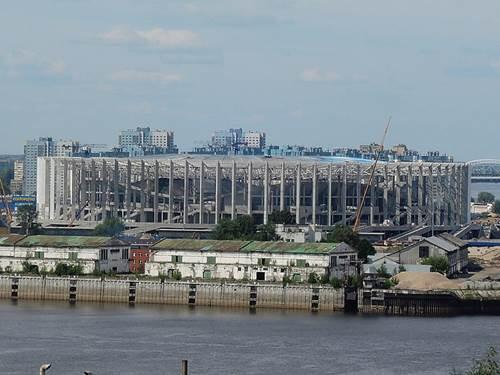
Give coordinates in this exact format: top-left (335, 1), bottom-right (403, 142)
top-left (353, 117), bottom-right (392, 232)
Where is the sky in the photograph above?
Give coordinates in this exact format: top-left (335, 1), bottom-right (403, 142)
top-left (1, 0), bottom-right (500, 161)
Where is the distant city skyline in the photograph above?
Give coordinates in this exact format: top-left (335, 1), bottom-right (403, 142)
top-left (1, 1), bottom-right (500, 160)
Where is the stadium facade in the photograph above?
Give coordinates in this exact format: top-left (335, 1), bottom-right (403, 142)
top-left (37, 156), bottom-right (471, 226)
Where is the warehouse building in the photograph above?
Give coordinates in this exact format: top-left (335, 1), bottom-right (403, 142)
top-left (36, 155), bottom-right (470, 227)
top-left (145, 239), bottom-right (358, 282)
top-left (0, 235), bottom-right (129, 274)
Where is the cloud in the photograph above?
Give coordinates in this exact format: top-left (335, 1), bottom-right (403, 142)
top-left (100, 27), bottom-right (200, 48)
top-left (110, 70), bottom-right (182, 84)
top-left (300, 68), bottom-right (340, 82)
top-left (1, 50), bottom-right (67, 78)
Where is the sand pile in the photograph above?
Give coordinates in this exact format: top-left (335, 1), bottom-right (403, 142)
top-left (393, 271), bottom-right (460, 291)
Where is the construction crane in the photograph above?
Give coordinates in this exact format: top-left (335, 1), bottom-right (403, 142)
top-left (0, 177), bottom-right (13, 231)
top-left (68, 200), bottom-right (89, 227)
top-left (353, 117), bottom-right (392, 232)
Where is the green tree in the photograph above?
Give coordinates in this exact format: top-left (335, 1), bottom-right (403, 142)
top-left (326, 225), bottom-right (375, 262)
top-left (493, 200), bottom-right (500, 215)
top-left (421, 255), bottom-right (449, 274)
top-left (253, 223), bottom-right (277, 241)
top-left (214, 216), bottom-right (259, 240)
top-left (54, 263), bottom-right (83, 276)
top-left (452, 347), bottom-right (499, 375)
top-left (358, 239), bottom-right (376, 262)
top-left (478, 192), bottom-right (495, 204)
top-left (94, 217), bottom-right (125, 236)
top-left (269, 210), bottom-right (295, 225)
top-left (16, 205), bottom-right (40, 235)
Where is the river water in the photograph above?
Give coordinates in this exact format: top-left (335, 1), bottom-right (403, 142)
top-left (0, 301), bottom-right (498, 375)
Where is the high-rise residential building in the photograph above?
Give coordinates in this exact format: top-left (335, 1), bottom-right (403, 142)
top-left (118, 127), bottom-right (176, 156)
top-left (10, 160), bottom-right (24, 195)
top-left (150, 129), bottom-right (174, 149)
top-left (210, 128), bottom-right (265, 151)
top-left (243, 131), bottom-right (266, 149)
top-left (211, 128), bottom-right (243, 148)
top-left (23, 137), bottom-right (80, 196)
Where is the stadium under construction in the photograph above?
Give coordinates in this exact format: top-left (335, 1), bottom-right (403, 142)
top-left (36, 156), bottom-right (471, 227)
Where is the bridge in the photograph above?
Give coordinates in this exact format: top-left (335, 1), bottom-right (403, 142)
top-left (468, 159), bottom-right (500, 183)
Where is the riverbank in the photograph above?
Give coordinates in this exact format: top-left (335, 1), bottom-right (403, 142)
top-left (2, 275), bottom-right (500, 316)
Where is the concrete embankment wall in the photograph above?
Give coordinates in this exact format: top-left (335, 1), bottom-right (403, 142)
top-left (0, 276), bottom-right (345, 312)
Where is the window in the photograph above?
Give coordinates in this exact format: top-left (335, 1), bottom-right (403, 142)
top-left (280, 268), bottom-right (286, 273)
top-left (100, 249), bottom-right (108, 261)
top-left (34, 251), bottom-right (44, 259)
top-left (419, 246), bottom-right (430, 258)
top-left (295, 259), bottom-right (306, 267)
top-left (121, 249), bottom-right (129, 260)
top-left (207, 256), bottom-right (216, 264)
top-left (237, 267), bottom-right (242, 271)
top-left (349, 255), bottom-right (356, 264)
top-left (258, 258), bottom-right (271, 266)
top-left (172, 255), bottom-right (183, 263)
top-left (331, 256), bottom-right (337, 266)
top-left (68, 252), bottom-right (78, 261)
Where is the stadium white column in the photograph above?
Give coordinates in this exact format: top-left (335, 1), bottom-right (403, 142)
top-left (215, 161), bottom-right (221, 224)
top-left (140, 161), bottom-right (145, 222)
top-left (70, 159), bottom-right (77, 221)
top-left (154, 160), bottom-right (159, 223)
top-left (80, 160), bottom-right (87, 222)
top-left (328, 164), bottom-right (332, 226)
top-left (263, 162), bottom-right (269, 224)
top-left (199, 162), bottom-right (204, 224)
top-left (280, 162), bottom-right (286, 211)
top-left (418, 164), bottom-right (424, 225)
top-left (113, 160), bottom-right (119, 218)
top-left (126, 160), bottom-right (132, 222)
top-left (168, 160), bottom-right (174, 223)
top-left (395, 164), bottom-right (401, 225)
top-left (231, 161), bottom-right (236, 220)
top-left (312, 164), bottom-right (317, 225)
top-left (383, 164), bottom-right (389, 222)
top-left (295, 164), bottom-right (301, 224)
top-left (407, 165), bottom-right (413, 225)
top-left (341, 164), bottom-right (347, 225)
top-left (102, 160), bottom-right (108, 221)
top-left (184, 160), bottom-right (189, 224)
top-left (247, 162), bottom-right (253, 216)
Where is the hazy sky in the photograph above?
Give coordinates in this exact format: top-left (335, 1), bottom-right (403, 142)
top-left (1, 0), bottom-right (500, 160)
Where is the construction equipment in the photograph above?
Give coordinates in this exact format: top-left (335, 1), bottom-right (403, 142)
top-left (0, 177), bottom-right (13, 231)
top-left (68, 200), bottom-right (89, 226)
top-left (353, 117), bottom-right (392, 232)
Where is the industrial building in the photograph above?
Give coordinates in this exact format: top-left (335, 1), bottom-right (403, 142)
top-left (0, 235), bottom-right (129, 274)
top-left (36, 155), bottom-right (470, 227)
top-left (145, 239), bottom-right (357, 281)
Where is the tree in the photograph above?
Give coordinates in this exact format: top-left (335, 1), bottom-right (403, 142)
top-left (214, 216), bottom-right (253, 240)
top-left (421, 255), bottom-right (449, 274)
top-left (253, 223), bottom-right (277, 241)
top-left (94, 217), bottom-right (125, 236)
top-left (16, 205), bottom-right (40, 235)
top-left (478, 192), bottom-right (495, 204)
top-left (493, 200), bottom-right (500, 215)
top-left (326, 225), bottom-right (360, 247)
top-left (269, 210), bottom-right (295, 225)
top-left (452, 347), bottom-right (499, 375)
top-left (358, 239), bottom-right (376, 262)
top-left (326, 225), bottom-right (375, 262)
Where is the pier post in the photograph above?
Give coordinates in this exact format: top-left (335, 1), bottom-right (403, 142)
top-left (180, 360), bottom-right (188, 375)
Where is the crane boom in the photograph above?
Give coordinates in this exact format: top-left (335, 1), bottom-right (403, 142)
top-left (353, 117), bottom-right (392, 232)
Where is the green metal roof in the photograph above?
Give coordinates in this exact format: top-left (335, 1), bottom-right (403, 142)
top-left (15, 235), bottom-right (118, 248)
top-left (0, 235), bottom-right (26, 246)
top-left (152, 239), bottom-right (344, 255)
top-left (241, 241), bottom-right (340, 255)
top-left (152, 239), bottom-right (251, 252)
